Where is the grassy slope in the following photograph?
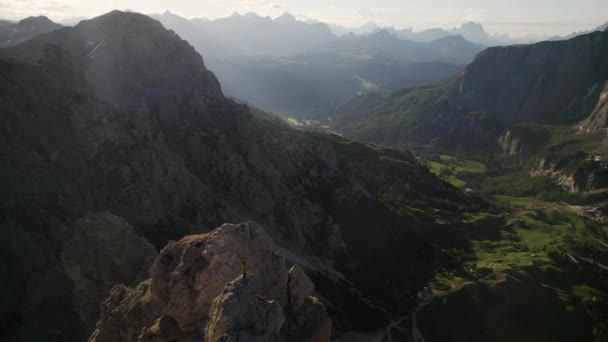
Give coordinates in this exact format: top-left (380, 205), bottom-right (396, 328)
top-left (415, 193), bottom-right (608, 342)
top-left (411, 125), bottom-right (608, 341)
top-left (263, 104), bottom-right (608, 339)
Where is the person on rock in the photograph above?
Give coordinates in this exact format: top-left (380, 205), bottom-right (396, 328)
top-left (241, 258), bottom-right (247, 281)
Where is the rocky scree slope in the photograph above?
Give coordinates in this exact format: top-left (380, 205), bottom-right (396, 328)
top-left (90, 222), bottom-right (331, 342)
top-left (0, 11), bottom-right (473, 341)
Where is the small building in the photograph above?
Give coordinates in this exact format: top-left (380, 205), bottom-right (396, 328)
top-left (417, 287), bottom-right (434, 303)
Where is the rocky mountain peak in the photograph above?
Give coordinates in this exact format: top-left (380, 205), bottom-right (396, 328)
top-left (275, 12), bottom-right (296, 23)
top-left (90, 222), bottom-right (331, 341)
top-left (0, 15), bottom-right (61, 48)
top-left (5, 10), bottom-right (223, 106)
top-left (459, 21), bottom-right (485, 33)
top-left (18, 15), bottom-right (55, 26)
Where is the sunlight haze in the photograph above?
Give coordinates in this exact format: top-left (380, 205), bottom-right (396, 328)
top-left (1, 0), bottom-right (607, 36)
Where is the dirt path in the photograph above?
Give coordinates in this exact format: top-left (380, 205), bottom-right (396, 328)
top-left (411, 301), bottom-right (431, 342)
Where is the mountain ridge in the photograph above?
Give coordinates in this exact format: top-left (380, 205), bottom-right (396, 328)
top-left (0, 15), bottom-right (61, 48)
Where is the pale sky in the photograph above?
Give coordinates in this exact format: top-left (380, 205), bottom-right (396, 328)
top-left (1, 0), bottom-right (607, 37)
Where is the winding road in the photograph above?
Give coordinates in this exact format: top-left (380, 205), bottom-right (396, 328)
top-left (411, 300), bottom-right (431, 342)
top-left (383, 299), bottom-right (432, 342)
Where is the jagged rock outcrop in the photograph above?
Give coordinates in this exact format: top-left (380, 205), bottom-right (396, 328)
top-left (90, 222), bottom-right (331, 342)
top-left (0, 16), bottom-right (61, 48)
top-left (284, 266), bottom-right (332, 342)
top-left (150, 222), bottom-right (289, 333)
top-left (61, 213), bottom-right (157, 332)
top-left (206, 275), bottom-right (285, 342)
top-left (579, 81), bottom-right (608, 132)
top-left (90, 281), bottom-right (160, 342)
top-left (531, 158), bottom-right (608, 193)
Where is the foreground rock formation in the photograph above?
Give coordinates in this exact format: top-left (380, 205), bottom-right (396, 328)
top-left (89, 222), bottom-right (331, 342)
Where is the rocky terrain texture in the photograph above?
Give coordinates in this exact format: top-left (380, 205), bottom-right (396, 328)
top-left (497, 124), bottom-right (550, 155)
top-left (0, 11), bottom-right (472, 341)
top-left (0, 16), bottom-right (61, 48)
top-left (90, 222), bottom-right (331, 342)
top-left (579, 81), bottom-right (608, 132)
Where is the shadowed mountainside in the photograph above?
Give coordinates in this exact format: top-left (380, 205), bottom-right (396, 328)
top-left (0, 11), bottom-right (475, 341)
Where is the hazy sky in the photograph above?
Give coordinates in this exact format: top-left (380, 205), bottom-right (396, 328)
top-left (1, 0), bottom-right (607, 37)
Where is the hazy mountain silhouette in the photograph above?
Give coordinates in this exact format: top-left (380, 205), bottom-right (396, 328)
top-left (0, 16), bottom-right (61, 48)
top-left (148, 11), bottom-right (483, 118)
top-left (150, 11), bottom-right (335, 58)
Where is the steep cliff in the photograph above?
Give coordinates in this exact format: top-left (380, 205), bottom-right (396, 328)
top-left (579, 81), bottom-right (608, 131)
top-left (449, 31), bottom-right (608, 125)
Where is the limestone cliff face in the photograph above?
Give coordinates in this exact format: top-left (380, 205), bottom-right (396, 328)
top-left (531, 159), bottom-right (608, 193)
top-left (497, 125), bottom-right (550, 155)
top-left (449, 30), bottom-right (608, 125)
top-left (89, 222), bottom-right (331, 342)
top-left (579, 81), bottom-right (608, 132)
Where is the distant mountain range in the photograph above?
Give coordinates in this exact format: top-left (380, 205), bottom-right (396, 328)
top-left (149, 11), bottom-right (335, 58)
top-left (551, 20), bottom-right (608, 41)
top-left (148, 11), bottom-right (484, 118)
top-left (0, 16), bottom-right (61, 48)
top-left (328, 20), bottom-right (549, 46)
